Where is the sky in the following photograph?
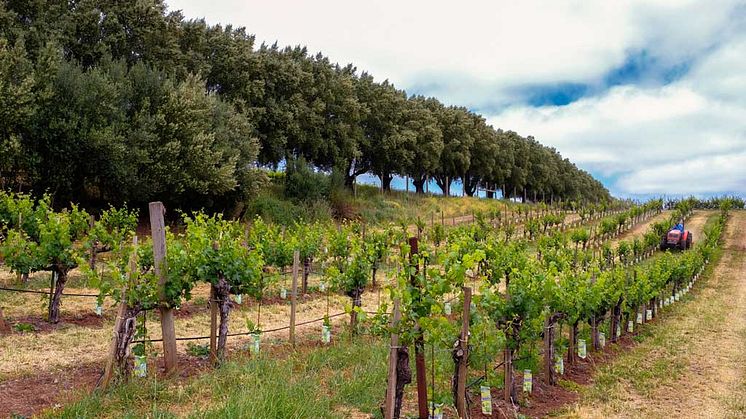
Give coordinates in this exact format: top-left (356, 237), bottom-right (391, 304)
top-left (166, 0), bottom-right (745, 199)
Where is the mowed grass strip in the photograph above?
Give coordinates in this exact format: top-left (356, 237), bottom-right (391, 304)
top-left (47, 335), bottom-right (388, 419)
top-left (560, 211), bottom-right (746, 419)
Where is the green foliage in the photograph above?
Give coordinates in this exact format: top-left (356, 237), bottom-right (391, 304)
top-left (186, 343), bottom-right (210, 358)
top-left (284, 157), bottom-right (330, 202)
top-left (327, 249), bottom-right (371, 296)
top-left (178, 213), bottom-right (265, 298)
top-left (85, 205), bottom-right (139, 253)
top-left (0, 195), bottom-right (89, 276)
top-left (570, 228), bottom-right (590, 247)
top-left (0, 2), bottom-right (610, 209)
top-left (13, 322), bottom-right (36, 333)
top-left (246, 193), bottom-right (306, 225)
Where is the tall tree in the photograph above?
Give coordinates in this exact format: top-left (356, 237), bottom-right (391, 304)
top-left (402, 98), bottom-right (443, 194)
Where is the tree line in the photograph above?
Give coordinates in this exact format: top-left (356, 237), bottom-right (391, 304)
top-left (0, 0), bottom-right (610, 211)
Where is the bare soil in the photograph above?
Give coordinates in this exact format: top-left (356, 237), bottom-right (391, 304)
top-left (0, 364), bottom-right (101, 417)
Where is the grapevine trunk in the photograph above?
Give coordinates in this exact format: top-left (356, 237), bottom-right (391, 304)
top-left (394, 346), bottom-right (412, 419)
top-left (48, 267), bottom-right (69, 324)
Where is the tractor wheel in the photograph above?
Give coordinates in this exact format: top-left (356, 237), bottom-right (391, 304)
top-left (687, 233), bottom-right (692, 249)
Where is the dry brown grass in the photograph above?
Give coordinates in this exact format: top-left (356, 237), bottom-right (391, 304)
top-left (0, 265), bottom-right (397, 379)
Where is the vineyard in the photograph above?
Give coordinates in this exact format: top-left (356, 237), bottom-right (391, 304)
top-left (0, 191), bottom-right (743, 418)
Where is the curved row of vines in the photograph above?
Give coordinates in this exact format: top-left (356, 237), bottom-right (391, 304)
top-left (0, 191), bottom-right (740, 417)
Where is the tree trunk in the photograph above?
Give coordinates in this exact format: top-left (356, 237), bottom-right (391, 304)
top-left (412, 177), bottom-right (426, 194)
top-left (591, 316), bottom-right (601, 351)
top-left (348, 287), bottom-right (363, 333)
top-left (89, 242), bottom-right (97, 270)
top-left (544, 313), bottom-right (563, 385)
top-left (435, 175), bottom-right (455, 197)
top-left (394, 346), bottom-right (412, 419)
top-left (113, 306), bottom-right (142, 379)
top-left (463, 174), bottom-right (478, 197)
top-left (48, 267), bottom-right (69, 324)
top-left (414, 332), bottom-right (428, 419)
top-left (381, 173), bottom-right (393, 192)
top-left (372, 265), bottom-right (378, 288)
top-left (302, 258), bottom-right (310, 295)
top-left (451, 344), bottom-right (467, 417)
top-left (567, 321), bottom-right (578, 366)
top-left (214, 275), bottom-right (232, 361)
top-left (611, 301), bottom-right (622, 342)
top-left (624, 312), bottom-right (631, 335)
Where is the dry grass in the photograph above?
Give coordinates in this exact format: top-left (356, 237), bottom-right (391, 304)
top-left (0, 265), bottom-right (397, 379)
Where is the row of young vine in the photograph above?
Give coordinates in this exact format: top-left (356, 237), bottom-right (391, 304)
top-left (0, 193), bottom-right (657, 394)
top-left (0, 191), bottom-right (636, 376)
top-left (385, 197), bottom-right (735, 417)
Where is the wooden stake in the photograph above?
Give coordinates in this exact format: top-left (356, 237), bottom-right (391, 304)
top-left (149, 202), bottom-right (178, 374)
top-left (209, 285), bottom-right (218, 365)
top-left (409, 237), bottom-right (428, 419)
top-left (455, 287), bottom-right (472, 418)
top-left (504, 345), bottom-right (513, 404)
top-left (290, 250), bottom-right (299, 347)
top-left (0, 308), bottom-right (8, 335)
top-left (384, 299), bottom-right (401, 419)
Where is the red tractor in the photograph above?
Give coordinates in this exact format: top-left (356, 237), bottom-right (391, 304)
top-left (660, 222), bottom-right (692, 251)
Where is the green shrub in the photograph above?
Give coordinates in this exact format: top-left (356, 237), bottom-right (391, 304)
top-left (186, 343), bottom-right (210, 358)
top-left (284, 157), bottom-right (330, 202)
top-left (13, 322), bottom-right (35, 333)
top-left (245, 194), bottom-right (303, 225)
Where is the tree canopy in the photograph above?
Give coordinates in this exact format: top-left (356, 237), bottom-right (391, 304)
top-left (0, 0), bottom-right (610, 210)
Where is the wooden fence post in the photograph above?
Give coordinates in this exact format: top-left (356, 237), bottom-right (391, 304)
top-left (409, 237), bottom-right (428, 419)
top-left (384, 299), bottom-right (401, 419)
top-left (290, 250), bottom-right (299, 347)
top-left (209, 242), bottom-right (220, 365)
top-left (209, 285), bottom-right (218, 365)
top-left (455, 287), bottom-right (472, 418)
top-left (88, 215), bottom-right (96, 270)
top-left (149, 202), bottom-right (178, 374)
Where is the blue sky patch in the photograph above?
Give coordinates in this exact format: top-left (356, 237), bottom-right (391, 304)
top-left (522, 82), bottom-right (591, 107)
top-left (603, 49), bottom-right (692, 87)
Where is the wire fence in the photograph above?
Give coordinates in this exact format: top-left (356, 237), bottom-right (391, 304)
top-left (0, 286), bottom-right (99, 298)
top-left (132, 311), bottom-right (349, 344)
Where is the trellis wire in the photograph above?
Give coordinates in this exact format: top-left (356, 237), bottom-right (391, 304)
top-left (0, 286), bottom-right (99, 298)
top-left (132, 311), bottom-right (347, 344)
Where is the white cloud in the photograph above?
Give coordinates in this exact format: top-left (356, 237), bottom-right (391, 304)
top-left (616, 151), bottom-right (746, 195)
top-left (166, 0), bottom-right (740, 104)
top-left (166, 0), bottom-right (745, 197)
top-left (488, 35), bottom-right (746, 196)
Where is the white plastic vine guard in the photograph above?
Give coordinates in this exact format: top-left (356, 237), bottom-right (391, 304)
top-left (134, 355), bottom-right (147, 378)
